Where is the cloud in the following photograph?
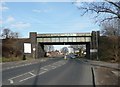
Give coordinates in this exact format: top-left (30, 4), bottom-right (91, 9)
top-left (0, 6), bottom-right (9, 11)
top-left (33, 8), bottom-right (52, 13)
top-left (0, 2), bottom-right (9, 11)
top-left (11, 22), bottom-right (31, 29)
top-left (33, 9), bottom-right (42, 13)
top-left (6, 16), bottom-right (15, 23)
top-left (0, 20), bottom-right (3, 24)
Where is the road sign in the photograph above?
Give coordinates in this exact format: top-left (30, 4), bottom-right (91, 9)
top-left (24, 43), bottom-right (31, 53)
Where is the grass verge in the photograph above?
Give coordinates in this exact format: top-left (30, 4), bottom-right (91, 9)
top-left (0, 57), bottom-right (2, 63)
top-left (2, 57), bottom-right (35, 62)
top-left (2, 57), bottom-right (23, 62)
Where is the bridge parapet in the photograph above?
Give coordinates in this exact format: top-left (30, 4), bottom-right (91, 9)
top-left (37, 37), bottom-right (91, 43)
top-left (37, 33), bottom-right (92, 43)
top-left (37, 33), bottom-right (91, 37)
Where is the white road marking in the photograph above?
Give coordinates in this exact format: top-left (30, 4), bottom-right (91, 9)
top-left (8, 70), bottom-right (33, 80)
top-left (19, 71), bottom-right (47, 82)
top-left (48, 65), bottom-right (56, 68)
top-left (112, 71), bottom-right (119, 76)
top-left (19, 75), bottom-right (35, 82)
top-left (8, 60), bottom-right (67, 84)
top-left (50, 65), bottom-right (57, 69)
top-left (41, 68), bottom-right (48, 71)
top-left (51, 66), bottom-right (57, 69)
top-left (39, 71), bottom-right (47, 75)
top-left (3, 60), bottom-right (46, 70)
top-left (8, 79), bottom-right (14, 84)
top-left (28, 72), bottom-right (36, 76)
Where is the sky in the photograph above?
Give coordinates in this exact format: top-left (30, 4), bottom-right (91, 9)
top-left (1, 1), bottom-right (100, 50)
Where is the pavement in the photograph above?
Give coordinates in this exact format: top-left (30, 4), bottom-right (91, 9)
top-left (80, 58), bottom-right (120, 70)
top-left (94, 67), bottom-right (119, 86)
top-left (79, 58), bottom-right (119, 86)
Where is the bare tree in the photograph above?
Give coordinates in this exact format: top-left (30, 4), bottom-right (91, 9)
top-left (70, 45), bottom-right (85, 51)
top-left (1, 28), bottom-right (19, 39)
top-left (100, 19), bottom-right (120, 62)
top-left (60, 47), bottom-right (69, 55)
top-left (74, 0), bottom-right (120, 23)
top-left (9, 32), bottom-right (19, 38)
top-left (44, 45), bottom-right (54, 52)
top-left (101, 19), bottom-right (120, 36)
top-left (73, 0), bottom-right (120, 62)
top-left (1, 28), bottom-right (11, 39)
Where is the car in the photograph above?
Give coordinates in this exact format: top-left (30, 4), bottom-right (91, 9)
top-left (69, 54), bottom-right (76, 59)
top-left (71, 55), bottom-right (75, 59)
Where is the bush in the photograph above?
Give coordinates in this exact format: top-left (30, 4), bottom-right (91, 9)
top-left (98, 36), bottom-right (120, 62)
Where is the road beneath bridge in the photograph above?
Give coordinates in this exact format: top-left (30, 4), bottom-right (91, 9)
top-left (2, 58), bottom-right (94, 86)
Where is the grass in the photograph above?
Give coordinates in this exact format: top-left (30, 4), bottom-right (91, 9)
top-left (2, 57), bottom-right (35, 62)
top-left (2, 57), bottom-right (23, 62)
top-left (0, 57), bottom-right (2, 63)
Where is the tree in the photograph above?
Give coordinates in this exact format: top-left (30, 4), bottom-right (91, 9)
top-left (99, 19), bottom-right (120, 62)
top-left (9, 32), bottom-right (19, 38)
top-left (101, 19), bottom-right (120, 36)
top-left (73, 0), bottom-right (120, 36)
top-left (69, 45), bottom-right (85, 52)
top-left (1, 28), bottom-right (19, 39)
top-left (74, 0), bottom-right (120, 23)
top-left (44, 45), bottom-right (54, 52)
top-left (99, 36), bottom-right (120, 62)
top-left (60, 47), bottom-right (69, 55)
top-left (73, 0), bottom-right (120, 62)
top-left (1, 28), bottom-right (11, 39)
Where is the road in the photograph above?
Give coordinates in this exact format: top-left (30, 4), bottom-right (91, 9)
top-left (2, 58), bottom-right (94, 86)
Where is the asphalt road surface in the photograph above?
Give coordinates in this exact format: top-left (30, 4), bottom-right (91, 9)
top-left (2, 58), bottom-right (94, 86)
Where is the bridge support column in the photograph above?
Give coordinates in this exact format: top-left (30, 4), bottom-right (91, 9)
top-left (37, 43), bottom-right (45, 58)
top-left (86, 43), bottom-right (90, 59)
top-left (91, 31), bottom-right (100, 60)
top-left (30, 32), bottom-right (37, 59)
top-left (91, 31), bottom-right (100, 49)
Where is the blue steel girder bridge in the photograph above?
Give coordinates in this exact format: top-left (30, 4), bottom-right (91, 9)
top-left (30, 31), bottom-right (100, 59)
